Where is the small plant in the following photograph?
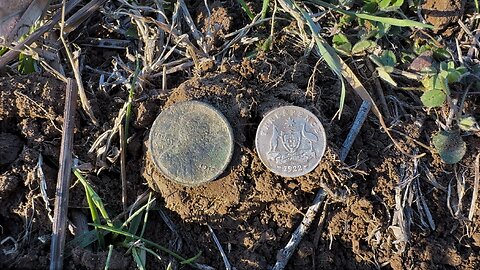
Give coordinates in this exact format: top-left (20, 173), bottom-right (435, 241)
top-left (363, 0), bottom-right (404, 12)
top-left (332, 33), bottom-right (377, 56)
top-left (68, 171), bottom-right (201, 269)
top-left (370, 49), bottom-right (398, 86)
top-left (420, 61), bottom-right (468, 108)
top-left (432, 130), bottom-right (466, 164)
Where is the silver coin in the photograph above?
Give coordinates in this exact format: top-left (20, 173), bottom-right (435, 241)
top-left (255, 106), bottom-right (327, 177)
top-left (148, 101), bottom-right (234, 186)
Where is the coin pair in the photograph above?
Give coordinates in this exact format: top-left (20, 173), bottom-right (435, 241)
top-left (149, 101), bottom-right (326, 186)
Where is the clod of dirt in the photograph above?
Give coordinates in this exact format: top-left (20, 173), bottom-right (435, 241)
top-left (0, 173), bottom-right (20, 200)
top-left (0, 133), bottom-right (22, 165)
top-left (71, 247), bottom-right (130, 270)
top-left (142, 66), bottom-right (353, 228)
top-left (0, 73), bottom-right (64, 120)
top-left (408, 51), bottom-right (435, 72)
top-left (422, 0), bottom-right (465, 31)
top-left (196, 3), bottom-right (232, 49)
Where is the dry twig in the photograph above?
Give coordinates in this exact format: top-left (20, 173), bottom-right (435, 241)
top-left (50, 78), bottom-right (77, 270)
top-left (207, 224), bottom-right (232, 270)
top-left (339, 100), bottom-right (371, 162)
top-left (468, 153), bottom-right (480, 221)
top-left (59, 0), bottom-right (98, 125)
top-left (272, 189), bottom-right (327, 270)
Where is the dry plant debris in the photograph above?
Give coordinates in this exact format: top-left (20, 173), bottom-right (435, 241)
top-left (0, 1), bottom-right (479, 270)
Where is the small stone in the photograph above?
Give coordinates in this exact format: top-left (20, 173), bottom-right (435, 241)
top-left (409, 51), bottom-right (435, 72)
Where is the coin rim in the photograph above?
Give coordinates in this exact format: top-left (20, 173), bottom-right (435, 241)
top-left (255, 105), bottom-right (327, 177)
top-left (148, 100), bottom-right (234, 186)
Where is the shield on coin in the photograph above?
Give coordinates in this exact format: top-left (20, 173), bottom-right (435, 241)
top-left (281, 130), bottom-right (301, 153)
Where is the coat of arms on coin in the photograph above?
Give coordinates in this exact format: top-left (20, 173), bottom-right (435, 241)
top-left (255, 106), bottom-right (326, 177)
top-left (148, 101), bottom-right (234, 186)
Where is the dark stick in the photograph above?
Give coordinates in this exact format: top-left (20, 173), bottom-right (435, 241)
top-left (64, 0), bottom-right (108, 33)
top-left (50, 78), bottom-right (77, 270)
top-left (366, 59), bottom-right (391, 120)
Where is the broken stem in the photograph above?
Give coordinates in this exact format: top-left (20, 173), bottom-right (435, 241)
top-left (339, 100), bottom-right (371, 162)
top-left (50, 78), bottom-right (77, 270)
top-left (272, 189), bottom-right (327, 270)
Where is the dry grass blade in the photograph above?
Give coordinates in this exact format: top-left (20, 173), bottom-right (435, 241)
top-left (339, 100), bottom-right (371, 161)
top-left (340, 59), bottom-right (425, 159)
top-left (60, 0), bottom-right (98, 125)
top-left (468, 153), bottom-right (480, 221)
top-left (50, 78), bottom-right (77, 270)
top-left (277, 0), bottom-right (347, 118)
top-left (178, 0), bottom-right (205, 52)
top-left (416, 180), bottom-right (436, 230)
top-left (120, 124), bottom-right (127, 214)
top-left (64, 0), bottom-right (107, 33)
top-left (158, 210), bottom-right (182, 270)
top-left (207, 224), bottom-right (232, 270)
top-left (35, 153), bottom-right (54, 222)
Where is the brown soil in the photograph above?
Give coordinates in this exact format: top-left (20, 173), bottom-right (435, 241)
top-left (1, 2), bottom-right (480, 270)
top-left (422, 0), bottom-right (466, 31)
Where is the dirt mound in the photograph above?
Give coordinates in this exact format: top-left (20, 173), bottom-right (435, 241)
top-left (422, 0), bottom-right (466, 31)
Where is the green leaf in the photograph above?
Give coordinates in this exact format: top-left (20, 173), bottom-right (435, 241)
top-left (446, 70), bottom-right (461, 83)
top-left (180, 251), bottom-right (202, 265)
top-left (392, 0), bottom-right (404, 7)
top-left (308, 0), bottom-right (433, 29)
top-left (332, 33), bottom-right (352, 55)
top-left (432, 130), bottom-right (466, 164)
top-left (296, 4), bottom-right (346, 118)
top-left (132, 248), bottom-right (146, 270)
top-left (433, 74), bottom-right (448, 92)
top-left (93, 224), bottom-right (197, 266)
top-left (66, 229), bottom-right (104, 254)
top-left (125, 27), bottom-right (138, 39)
top-left (421, 89), bottom-right (446, 108)
top-left (236, 0), bottom-right (255, 20)
top-left (421, 76), bottom-right (436, 90)
top-left (352, 40), bottom-right (376, 55)
top-left (105, 245), bottom-right (114, 270)
top-left (378, 0), bottom-right (391, 9)
top-left (377, 67), bottom-right (397, 86)
top-left (18, 53), bottom-right (37, 74)
top-left (73, 170), bottom-right (105, 248)
top-left (75, 171), bottom-right (112, 226)
top-left (459, 116), bottom-right (479, 132)
top-left (379, 50), bottom-right (397, 67)
top-left (379, 0), bottom-right (403, 10)
top-left (261, 0), bottom-right (270, 19)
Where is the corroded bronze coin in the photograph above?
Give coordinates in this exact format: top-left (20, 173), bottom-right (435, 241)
top-left (255, 106), bottom-right (326, 177)
top-left (149, 101), bottom-right (234, 186)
